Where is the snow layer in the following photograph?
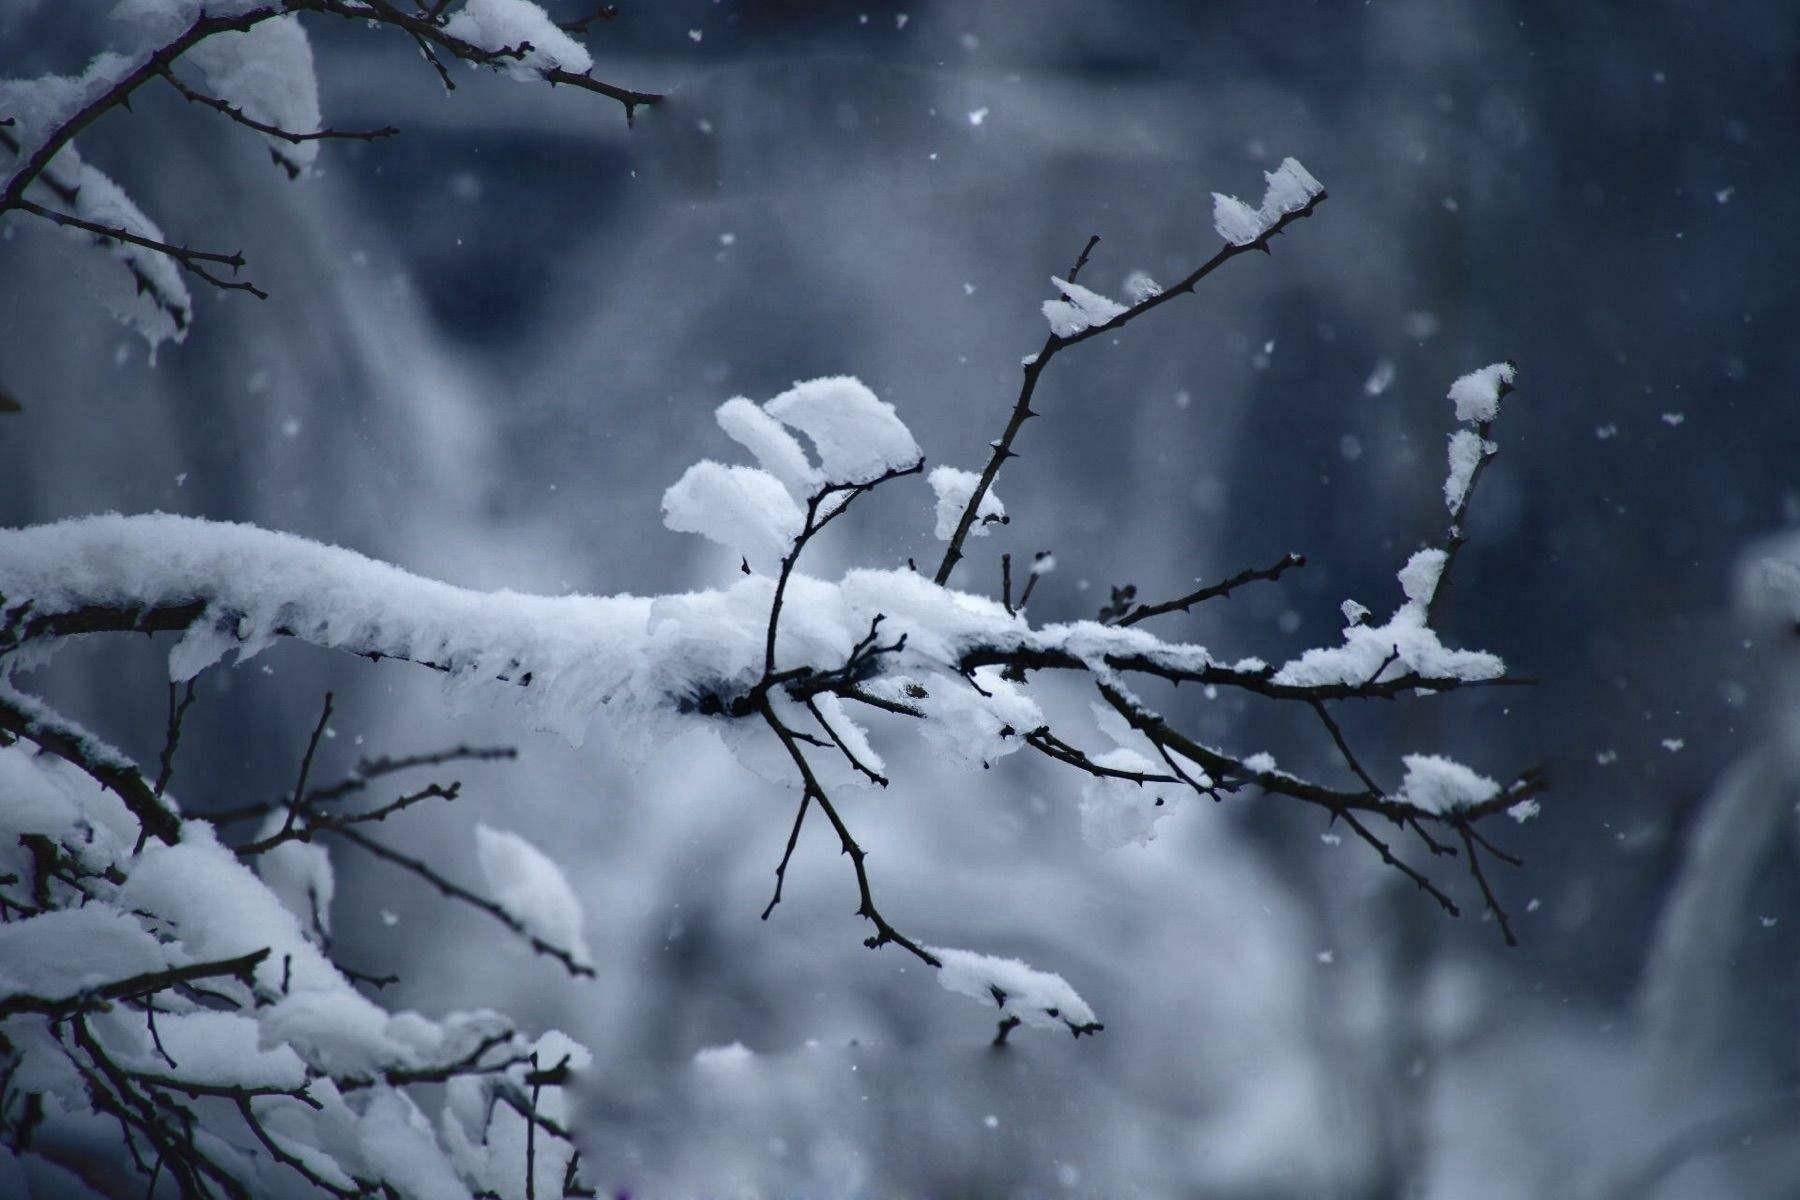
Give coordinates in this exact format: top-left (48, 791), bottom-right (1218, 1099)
top-left (442, 0), bottom-right (595, 78)
top-left (1212, 157), bottom-right (1324, 245)
top-left (185, 16), bottom-right (323, 173)
top-left (1447, 361), bottom-right (1515, 424)
top-left (1042, 276), bottom-right (1127, 337)
top-left (1393, 754), bottom-right (1500, 815)
top-left (474, 823), bottom-right (593, 967)
top-left (1272, 550), bottom-right (1501, 689)
top-left (930, 946), bottom-right (1098, 1031)
top-left (716, 396), bottom-right (818, 496)
top-left (662, 461), bottom-right (804, 566)
top-left (0, 907), bottom-right (176, 1001)
top-left (1444, 429), bottom-right (1489, 513)
top-left (762, 376), bottom-right (922, 483)
top-left (1, 513), bottom-right (1261, 755)
top-left (927, 466), bottom-right (1003, 541)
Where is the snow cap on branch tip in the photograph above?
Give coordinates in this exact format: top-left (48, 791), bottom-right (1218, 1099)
top-left (1393, 753), bottom-right (1501, 815)
top-left (763, 376), bottom-right (921, 483)
top-left (716, 396), bottom-right (818, 496)
top-left (1447, 361), bottom-right (1516, 424)
top-left (929, 945), bottom-right (1099, 1032)
top-left (661, 460), bottom-right (804, 565)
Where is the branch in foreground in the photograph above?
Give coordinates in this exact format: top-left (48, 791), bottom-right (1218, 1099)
top-left (0, 684), bottom-right (181, 846)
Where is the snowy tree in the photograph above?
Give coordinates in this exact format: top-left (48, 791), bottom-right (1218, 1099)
top-left (0, 9), bottom-right (1552, 1198)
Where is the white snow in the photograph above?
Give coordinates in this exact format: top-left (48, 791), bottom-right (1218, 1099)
top-left (1210, 193), bottom-right (1265, 246)
top-left (442, 0), bottom-right (595, 78)
top-left (1078, 748), bottom-right (1182, 849)
top-left (0, 907), bottom-right (175, 1001)
top-left (1392, 754), bottom-right (1500, 815)
top-left (1212, 157), bottom-right (1324, 245)
top-left (929, 946), bottom-right (1098, 1031)
top-left (663, 461), bottom-right (805, 566)
top-left (715, 396), bottom-right (819, 497)
top-left (474, 823), bottom-right (594, 967)
top-left (1397, 548), bottom-right (1447, 610)
top-left (927, 466), bottom-right (1003, 541)
top-left (255, 810), bottom-right (337, 937)
top-left (1272, 554), bottom-right (1502, 689)
top-left (1444, 429), bottom-right (1488, 513)
top-left (762, 376), bottom-right (921, 483)
top-left (1123, 270), bottom-right (1162, 301)
top-left (185, 16), bottom-right (323, 173)
top-left (1042, 275), bottom-right (1128, 337)
top-left (1447, 361), bottom-right (1515, 424)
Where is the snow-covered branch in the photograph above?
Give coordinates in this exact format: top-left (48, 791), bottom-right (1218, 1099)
top-left (0, 150), bottom-right (1550, 1192)
top-left (0, 0), bottom-right (661, 350)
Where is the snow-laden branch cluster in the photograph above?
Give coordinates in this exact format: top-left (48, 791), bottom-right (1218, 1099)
top-left (0, 0), bottom-right (659, 353)
top-left (0, 684), bottom-right (600, 1198)
top-left (0, 154), bottom-right (1547, 1193)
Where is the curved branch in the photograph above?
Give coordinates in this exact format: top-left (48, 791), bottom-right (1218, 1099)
top-left (0, 686), bottom-right (182, 846)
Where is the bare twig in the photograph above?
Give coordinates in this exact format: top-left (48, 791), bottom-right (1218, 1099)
top-left (934, 195), bottom-right (1326, 586)
top-left (758, 695), bottom-right (940, 968)
top-left (329, 824), bottom-right (594, 978)
top-left (154, 679), bottom-right (197, 799)
top-left (1113, 552), bottom-right (1306, 627)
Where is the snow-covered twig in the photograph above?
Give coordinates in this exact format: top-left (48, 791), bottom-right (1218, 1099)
top-left (0, 0), bottom-right (661, 348)
top-left (932, 169), bottom-right (1326, 586)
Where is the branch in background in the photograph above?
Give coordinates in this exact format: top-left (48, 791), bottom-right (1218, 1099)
top-left (328, 822), bottom-right (595, 979)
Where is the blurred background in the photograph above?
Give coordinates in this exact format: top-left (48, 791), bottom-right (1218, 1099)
top-left (4, 1), bottom-right (1799, 1195)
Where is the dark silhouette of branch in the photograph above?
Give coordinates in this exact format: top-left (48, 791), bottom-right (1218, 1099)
top-left (933, 195), bottom-right (1326, 586)
top-left (0, 0), bottom-right (660, 317)
top-left (154, 679), bottom-right (198, 798)
top-left (328, 823), bottom-right (595, 978)
top-left (758, 693), bottom-right (940, 968)
top-left (1112, 551), bottom-right (1307, 628)
top-left (157, 63), bottom-right (399, 177)
top-left (0, 949), bottom-right (268, 1020)
top-left (762, 460), bottom-right (925, 680)
top-left (11, 197), bottom-right (268, 299)
top-left (255, 692), bottom-right (335, 852)
top-left (558, 5), bottom-right (619, 35)
top-left (208, 743), bottom-right (516, 822)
